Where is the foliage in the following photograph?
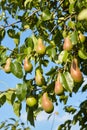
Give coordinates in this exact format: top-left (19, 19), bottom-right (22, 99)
top-left (0, 0), bottom-right (87, 129)
top-left (0, 118), bottom-right (31, 130)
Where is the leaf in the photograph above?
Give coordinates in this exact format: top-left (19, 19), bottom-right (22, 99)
top-left (46, 46), bottom-right (57, 59)
top-left (0, 28), bottom-right (5, 41)
top-left (42, 8), bottom-right (51, 21)
top-left (31, 35), bottom-right (37, 50)
top-left (60, 72), bottom-right (74, 92)
top-left (24, 0), bottom-right (32, 7)
top-left (27, 107), bottom-right (35, 126)
top-left (25, 37), bottom-right (34, 49)
top-left (16, 83), bottom-right (27, 101)
top-left (58, 50), bottom-right (69, 63)
top-left (0, 94), bottom-right (6, 106)
top-left (13, 32), bottom-right (20, 46)
top-left (24, 47), bottom-right (32, 55)
top-left (64, 106), bottom-right (76, 114)
top-left (5, 90), bottom-right (15, 104)
top-left (78, 9), bottom-right (87, 20)
top-left (78, 49), bottom-right (87, 60)
top-left (11, 61), bottom-right (23, 79)
top-left (7, 29), bottom-right (15, 38)
top-left (70, 31), bottom-right (78, 45)
top-left (46, 67), bottom-right (57, 76)
top-left (13, 101), bottom-right (21, 117)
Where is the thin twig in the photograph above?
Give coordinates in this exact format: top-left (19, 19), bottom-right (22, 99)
top-left (1, 9), bottom-right (39, 29)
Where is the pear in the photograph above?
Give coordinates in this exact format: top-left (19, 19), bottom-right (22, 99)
top-left (63, 37), bottom-right (73, 51)
top-left (35, 69), bottom-right (45, 86)
top-left (54, 73), bottom-right (64, 95)
top-left (70, 58), bottom-right (83, 82)
top-left (79, 33), bottom-right (85, 43)
top-left (24, 57), bottom-right (33, 72)
top-left (4, 58), bottom-right (11, 73)
top-left (36, 38), bottom-right (46, 55)
top-left (41, 92), bottom-right (54, 114)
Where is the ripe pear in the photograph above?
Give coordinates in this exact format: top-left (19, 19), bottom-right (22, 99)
top-left (41, 92), bottom-right (54, 114)
top-left (24, 57), bottom-right (33, 72)
top-left (35, 69), bottom-right (45, 86)
top-left (54, 73), bottom-right (64, 95)
top-left (63, 37), bottom-right (73, 51)
top-left (4, 58), bottom-right (11, 73)
top-left (36, 38), bottom-right (46, 55)
top-left (70, 58), bottom-right (83, 82)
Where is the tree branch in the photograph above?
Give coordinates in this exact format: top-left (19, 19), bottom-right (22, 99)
top-left (1, 9), bottom-right (39, 29)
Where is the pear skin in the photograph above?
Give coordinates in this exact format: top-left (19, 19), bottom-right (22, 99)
top-left (35, 69), bottom-right (45, 86)
top-left (54, 73), bottom-right (64, 95)
top-left (36, 38), bottom-right (46, 55)
top-left (70, 58), bottom-right (83, 82)
top-left (63, 37), bottom-right (73, 51)
top-left (24, 57), bottom-right (33, 72)
top-left (41, 92), bottom-right (54, 113)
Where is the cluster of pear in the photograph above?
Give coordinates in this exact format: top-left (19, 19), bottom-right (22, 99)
top-left (63, 35), bottom-right (83, 82)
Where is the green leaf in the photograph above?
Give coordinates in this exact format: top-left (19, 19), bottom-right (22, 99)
top-left (78, 49), bottom-right (87, 60)
top-left (5, 90), bottom-right (15, 104)
top-left (27, 107), bottom-right (35, 126)
top-left (60, 72), bottom-right (74, 92)
top-left (24, 47), bottom-right (32, 55)
top-left (13, 101), bottom-right (21, 117)
top-left (46, 46), bottom-right (57, 59)
top-left (0, 94), bottom-right (6, 106)
top-left (58, 50), bottom-right (69, 63)
top-left (64, 106), bottom-right (76, 114)
top-left (7, 29), bottom-right (15, 38)
top-left (0, 28), bottom-right (5, 41)
top-left (46, 67), bottom-right (57, 76)
top-left (16, 83), bottom-right (27, 101)
top-left (31, 35), bottom-right (37, 50)
top-left (42, 8), bottom-right (51, 21)
top-left (13, 32), bottom-right (20, 46)
top-left (78, 9), bottom-right (87, 20)
top-left (70, 31), bottom-right (78, 45)
top-left (11, 61), bottom-right (23, 79)
top-left (24, 0), bottom-right (32, 7)
top-left (25, 37), bottom-right (34, 49)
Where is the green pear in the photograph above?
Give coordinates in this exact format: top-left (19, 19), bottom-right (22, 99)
top-left (41, 92), bottom-right (54, 114)
top-left (36, 38), bottom-right (46, 55)
top-left (35, 69), bottom-right (45, 86)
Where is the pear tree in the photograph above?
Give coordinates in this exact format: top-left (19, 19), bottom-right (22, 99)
top-left (0, 0), bottom-right (87, 129)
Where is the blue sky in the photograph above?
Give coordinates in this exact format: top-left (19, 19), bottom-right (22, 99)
top-left (0, 15), bottom-right (87, 130)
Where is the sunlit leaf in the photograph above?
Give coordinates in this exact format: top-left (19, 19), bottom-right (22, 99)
top-left (13, 101), bottom-right (21, 117)
top-left (58, 50), bottom-right (69, 63)
top-left (60, 72), bottom-right (74, 92)
top-left (78, 9), bottom-right (87, 20)
top-left (16, 83), bottom-right (27, 101)
top-left (42, 8), bottom-right (51, 21)
top-left (11, 61), bottom-right (23, 79)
